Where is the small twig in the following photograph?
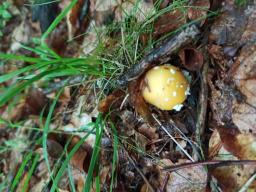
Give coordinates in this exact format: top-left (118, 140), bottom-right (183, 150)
top-left (163, 160), bottom-right (256, 172)
top-left (169, 118), bottom-right (199, 154)
top-left (195, 50), bottom-right (209, 159)
top-left (117, 25), bottom-right (200, 87)
top-left (42, 75), bottom-right (86, 94)
top-left (125, 150), bottom-right (155, 192)
top-left (119, 94), bottom-right (129, 110)
top-left (153, 114), bottom-right (195, 162)
top-left (158, 173), bottom-right (169, 192)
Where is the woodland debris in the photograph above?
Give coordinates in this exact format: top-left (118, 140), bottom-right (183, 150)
top-left (117, 24), bottom-right (200, 87)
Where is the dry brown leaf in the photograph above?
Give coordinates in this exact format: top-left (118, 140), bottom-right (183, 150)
top-left (209, 0), bottom-right (256, 46)
top-left (115, 0), bottom-right (154, 23)
top-left (9, 89), bottom-right (49, 121)
top-left (178, 47), bottom-right (204, 71)
top-left (138, 123), bottom-right (158, 140)
top-left (70, 140), bottom-right (93, 172)
top-left (11, 20), bottom-right (31, 52)
top-left (166, 159), bottom-right (207, 192)
top-left (98, 89), bottom-right (125, 114)
top-left (208, 44), bottom-right (227, 70)
top-left (128, 79), bottom-right (154, 125)
top-left (187, 0), bottom-right (210, 26)
top-left (47, 23), bottom-right (69, 56)
top-left (153, 9), bottom-right (186, 39)
top-left (94, 0), bottom-right (120, 12)
top-left (209, 129), bottom-right (256, 191)
top-left (217, 126), bottom-right (256, 160)
top-left (46, 139), bottom-right (64, 159)
top-left (211, 164), bottom-right (256, 191)
top-left (230, 45), bottom-right (256, 133)
top-left (68, 0), bottom-right (90, 39)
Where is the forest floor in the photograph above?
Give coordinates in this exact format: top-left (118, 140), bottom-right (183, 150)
top-left (0, 0), bottom-right (256, 191)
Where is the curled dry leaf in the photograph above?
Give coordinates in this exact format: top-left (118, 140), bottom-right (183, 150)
top-left (68, 0), bottom-right (90, 39)
top-left (209, 129), bottom-right (256, 191)
top-left (69, 136), bottom-right (93, 173)
top-left (178, 47), bottom-right (204, 71)
top-left (187, 0), bottom-right (210, 26)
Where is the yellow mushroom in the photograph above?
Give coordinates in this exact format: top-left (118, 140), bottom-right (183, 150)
top-left (142, 64), bottom-right (190, 110)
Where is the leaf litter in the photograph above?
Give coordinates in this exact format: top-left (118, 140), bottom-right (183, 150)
top-left (1, 0), bottom-right (256, 191)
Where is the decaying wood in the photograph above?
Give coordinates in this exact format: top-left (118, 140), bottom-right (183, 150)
top-left (117, 24), bottom-right (200, 87)
top-left (195, 49), bottom-right (209, 159)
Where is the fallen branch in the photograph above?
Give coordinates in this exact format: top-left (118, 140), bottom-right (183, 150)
top-left (195, 49), bottom-right (209, 159)
top-left (117, 24), bottom-right (200, 87)
top-left (163, 160), bottom-right (256, 172)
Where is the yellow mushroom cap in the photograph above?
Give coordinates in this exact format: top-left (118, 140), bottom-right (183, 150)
top-left (142, 64), bottom-right (189, 110)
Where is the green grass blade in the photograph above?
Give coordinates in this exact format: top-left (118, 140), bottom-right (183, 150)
top-left (0, 62), bottom-right (48, 83)
top-left (42, 88), bottom-right (63, 191)
top-left (10, 152), bottom-right (33, 192)
top-left (110, 123), bottom-right (118, 192)
top-left (21, 153), bottom-right (40, 192)
top-left (0, 54), bottom-right (41, 63)
top-left (0, 69), bottom-right (50, 106)
top-left (95, 175), bottom-right (100, 192)
top-left (83, 114), bottom-right (103, 192)
top-left (67, 162), bottom-right (76, 192)
top-left (20, 44), bottom-right (55, 59)
top-left (49, 128), bottom-right (95, 192)
top-left (41, 0), bottom-right (78, 40)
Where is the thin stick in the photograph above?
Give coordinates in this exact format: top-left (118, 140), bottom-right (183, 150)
top-left (163, 160), bottom-right (256, 172)
top-left (117, 25), bottom-right (200, 87)
top-left (153, 114), bottom-right (195, 162)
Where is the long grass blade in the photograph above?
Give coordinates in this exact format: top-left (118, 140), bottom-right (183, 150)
top-left (83, 114), bottom-right (103, 192)
top-left (10, 152), bottom-right (33, 191)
